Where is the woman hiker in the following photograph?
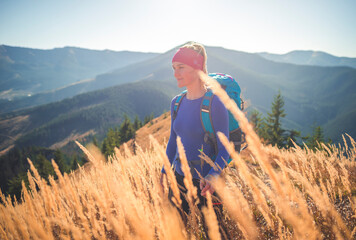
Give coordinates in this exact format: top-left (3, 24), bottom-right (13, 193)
top-left (160, 42), bottom-right (230, 220)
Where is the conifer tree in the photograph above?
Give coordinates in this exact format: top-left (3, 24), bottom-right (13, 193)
top-left (70, 155), bottom-right (79, 170)
top-left (144, 116), bottom-right (149, 125)
top-left (80, 156), bottom-right (88, 166)
top-left (7, 172), bottom-right (28, 202)
top-left (101, 127), bottom-right (121, 157)
top-left (133, 115), bottom-right (142, 130)
top-left (249, 109), bottom-right (265, 137)
top-left (305, 125), bottom-right (328, 150)
top-left (54, 149), bottom-right (67, 173)
top-left (36, 154), bottom-right (54, 179)
top-left (265, 91), bottom-right (287, 148)
top-left (119, 115), bottom-right (135, 143)
top-left (286, 129), bottom-right (301, 148)
top-left (101, 137), bottom-right (109, 156)
top-left (92, 136), bottom-right (98, 147)
top-left (144, 113), bottom-right (154, 125)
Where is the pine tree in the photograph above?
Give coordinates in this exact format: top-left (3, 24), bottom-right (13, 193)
top-left (149, 113), bottom-right (154, 125)
top-left (119, 115), bottom-right (135, 143)
top-left (101, 127), bottom-right (121, 156)
top-left (36, 154), bottom-right (54, 179)
top-left (144, 113), bottom-right (154, 125)
top-left (92, 136), bottom-right (98, 147)
top-left (144, 116), bottom-right (150, 125)
top-left (286, 129), bottom-right (301, 148)
top-left (54, 149), bottom-right (67, 174)
top-left (265, 91), bottom-right (287, 148)
top-left (133, 115), bottom-right (142, 130)
top-left (101, 138), bottom-right (108, 155)
top-left (80, 156), bottom-right (88, 166)
top-left (305, 125), bottom-right (327, 150)
top-left (249, 109), bottom-right (265, 137)
top-left (70, 155), bottom-right (79, 170)
top-left (7, 172), bottom-right (29, 202)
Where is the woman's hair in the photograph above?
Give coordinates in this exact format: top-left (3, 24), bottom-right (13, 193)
top-left (181, 42), bottom-right (208, 74)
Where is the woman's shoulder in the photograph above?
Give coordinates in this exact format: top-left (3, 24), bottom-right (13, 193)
top-left (169, 94), bottom-right (181, 112)
top-left (170, 95), bottom-right (179, 105)
top-left (210, 94), bottom-right (229, 127)
top-left (170, 91), bottom-right (187, 105)
top-left (211, 94), bottom-right (227, 111)
top-left (172, 94), bottom-right (180, 101)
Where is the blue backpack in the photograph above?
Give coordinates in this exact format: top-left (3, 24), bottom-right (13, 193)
top-left (172, 73), bottom-right (245, 164)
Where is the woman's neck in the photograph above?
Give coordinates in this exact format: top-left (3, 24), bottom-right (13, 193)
top-left (186, 82), bottom-right (206, 100)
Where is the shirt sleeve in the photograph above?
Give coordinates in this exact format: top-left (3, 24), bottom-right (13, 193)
top-left (161, 96), bottom-right (178, 174)
top-left (207, 95), bottom-right (230, 176)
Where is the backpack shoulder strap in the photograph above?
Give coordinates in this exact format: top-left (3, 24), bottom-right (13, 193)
top-left (172, 90), bottom-right (187, 120)
top-left (200, 90), bottom-right (218, 155)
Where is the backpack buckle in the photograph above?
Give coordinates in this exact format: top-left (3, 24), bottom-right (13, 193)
top-left (172, 111), bottom-right (177, 120)
top-left (204, 132), bottom-right (210, 143)
top-left (204, 132), bottom-right (216, 146)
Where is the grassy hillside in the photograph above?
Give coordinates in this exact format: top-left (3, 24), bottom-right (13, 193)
top-left (1, 96), bottom-right (354, 239)
top-left (123, 112), bottom-right (172, 152)
top-left (0, 80), bottom-right (178, 153)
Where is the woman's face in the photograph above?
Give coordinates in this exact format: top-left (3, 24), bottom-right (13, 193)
top-left (172, 62), bottom-right (199, 88)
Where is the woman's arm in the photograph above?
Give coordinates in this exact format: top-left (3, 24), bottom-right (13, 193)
top-left (201, 95), bottom-right (229, 196)
top-left (207, 95), bottom-right (229, 176)
top-left (161, 97), bottom-right (178, 174)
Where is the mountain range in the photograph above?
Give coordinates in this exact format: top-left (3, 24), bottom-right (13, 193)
top-left (0, 44), bottom-right (355, 155)
top-left (0, 45), bottom-right (158, 101)
top-left (258, 50), bottom-right (356, 69)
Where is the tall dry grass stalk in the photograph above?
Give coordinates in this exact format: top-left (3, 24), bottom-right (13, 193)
top-left (202, 191), bottom-right (221, 240)
top-left (0, 72), bottom-right (355, 239)
top-left (0, 135), bottom-right (355, 239)
top-left (199, 72), bottom-right (355, 239)
top-left (149, 135), bottom-right (182, 208)
top-left (176, 136), bottom-right (201, 236)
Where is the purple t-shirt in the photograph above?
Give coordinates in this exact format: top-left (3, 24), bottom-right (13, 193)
top-left (162, 94), bottom-right (229, 179)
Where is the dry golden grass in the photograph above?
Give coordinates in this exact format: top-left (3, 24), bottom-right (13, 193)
top-left (122, 112), bottom-right (171, 153)
top-left (1, 74), bottom-right (355, 239)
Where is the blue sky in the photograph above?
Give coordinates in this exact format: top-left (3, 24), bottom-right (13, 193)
top-left (1, 0), bottom-right (356, 57)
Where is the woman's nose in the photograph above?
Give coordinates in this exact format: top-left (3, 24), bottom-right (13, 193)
top-left (174, 69), bottom-right (180, 78)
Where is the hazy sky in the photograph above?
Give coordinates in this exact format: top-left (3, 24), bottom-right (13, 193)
top-left (1, 0), bottom-right (356, 57)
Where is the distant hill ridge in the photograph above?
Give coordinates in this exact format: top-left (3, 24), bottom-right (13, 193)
top-left (257, 50), bottom-right (356, 69)
top-left (0, 45), bottom-right (159, 100)
top-left (0, 80), bottom-right (178, 155)
top-left (0, 43), bottom-right (355, 153)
